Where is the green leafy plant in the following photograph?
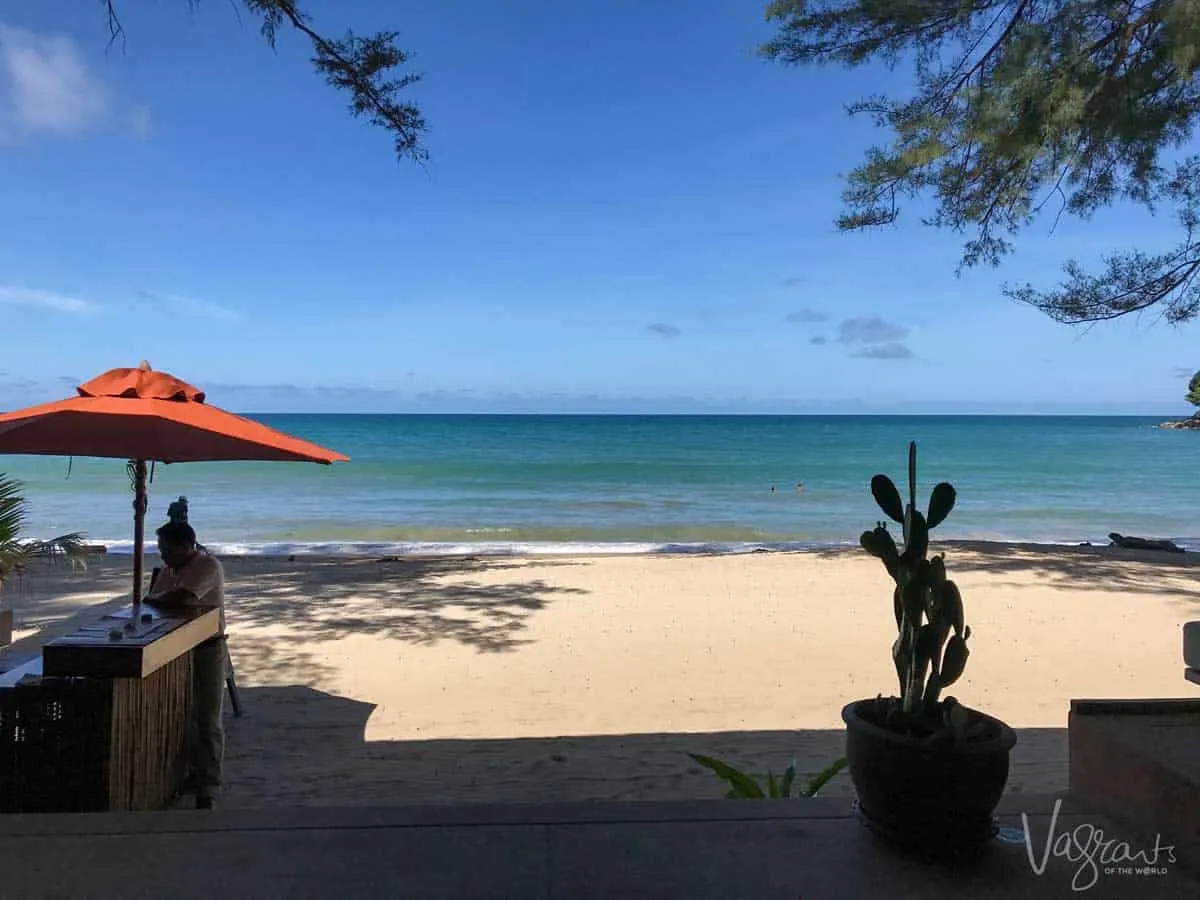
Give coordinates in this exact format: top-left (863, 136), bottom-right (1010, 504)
top-left (688, 752), bottom-right (847, 799)
top-left (859, 442), bottom-right (983, 742)
top-left (1187, 371), bottom-right (1200, 409)
top-left (0, 474), bottom-right (88, 598)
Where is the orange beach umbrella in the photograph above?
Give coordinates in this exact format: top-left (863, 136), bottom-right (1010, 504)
top-left (0, 362), bottom-right (348, 601)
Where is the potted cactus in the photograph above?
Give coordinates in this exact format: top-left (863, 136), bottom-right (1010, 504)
top-left (845, 442), bottom-right (1016, 861)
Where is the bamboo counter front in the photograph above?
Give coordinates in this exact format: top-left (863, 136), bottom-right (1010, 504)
top-left (0, 603), bottom-right (219, 813)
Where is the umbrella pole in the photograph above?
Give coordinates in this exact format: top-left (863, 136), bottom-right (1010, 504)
top-left (132, 459), bottom-right (148, 604)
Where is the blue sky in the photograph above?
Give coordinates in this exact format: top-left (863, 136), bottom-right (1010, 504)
top-left (0, 1), bottom-right (1195, 414)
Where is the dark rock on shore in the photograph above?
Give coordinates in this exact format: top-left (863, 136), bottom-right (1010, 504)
top-left (1159, 413), bottom-right (1200, 429)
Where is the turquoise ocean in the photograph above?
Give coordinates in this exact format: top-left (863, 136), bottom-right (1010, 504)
top-left (1, 415), bottom-right (1195, 555)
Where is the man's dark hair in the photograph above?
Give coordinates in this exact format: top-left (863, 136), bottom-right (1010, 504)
top-left (156, 521), bottom-right (197, 547)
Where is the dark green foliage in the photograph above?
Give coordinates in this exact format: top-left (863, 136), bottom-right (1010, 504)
top-left (761, 1), bottom-right (1200, 325)
top-left (1188, 371), bottom-right (1200, 407)
top-left (927, 481), bottom-right (956, 529)
top-left (688, 752), bottom-right (847, 799)
top-left (871, 474), bottom-right (905, 523)
top-left (859, 442), bottom-right (971, 738)
top-left (103, 1), bottom-right (426, 162)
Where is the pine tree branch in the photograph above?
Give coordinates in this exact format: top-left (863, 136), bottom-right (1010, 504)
top-left (763, 0), bottom-right (1200, 324)
top-left (100, 1), bottom-right (427, 163)
top-left (261, 0), bottom-right (427, 163)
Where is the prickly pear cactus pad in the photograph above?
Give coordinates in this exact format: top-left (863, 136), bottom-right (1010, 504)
top-left (859, 442), bottom-right (995, 742)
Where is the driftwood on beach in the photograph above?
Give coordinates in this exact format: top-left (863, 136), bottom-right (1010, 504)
top-left (1108, 533), bottom-right (1186, 554)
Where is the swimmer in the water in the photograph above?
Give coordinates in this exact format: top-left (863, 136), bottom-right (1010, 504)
top-left (796, 481), bottom-right (805, 494)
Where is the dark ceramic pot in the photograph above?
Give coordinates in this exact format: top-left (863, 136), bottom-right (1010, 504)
top-left (842, 698), bottom-right (1017, 862)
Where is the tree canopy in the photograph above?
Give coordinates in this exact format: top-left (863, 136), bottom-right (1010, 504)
top-left (761, 0), bottom-right (1200, 326)
top-left (104, 1), bottom-right (427, 162)
top-left (1188, 370), bottom-right (1200, 407)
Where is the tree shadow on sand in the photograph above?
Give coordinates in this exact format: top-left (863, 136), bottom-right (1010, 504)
top-left (223, 556), bottom-right (589, 671)
top-left (2, 559), bottom-right (132, 632)
top-left (807, 541), bottom-right (1200, 604)
top-left (2, 555), bottom-right (588, 685)
top-left (936, 541), bottom-right (1200, 604)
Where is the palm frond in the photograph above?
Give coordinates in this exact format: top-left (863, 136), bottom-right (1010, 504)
top-left (0, 474), bottom-right (27, 548)
top-left (0, 475), bottom-right (88, 594)
top-left (24, 533), bottom-right (89, 567)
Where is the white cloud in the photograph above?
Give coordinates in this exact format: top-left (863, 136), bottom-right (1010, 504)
top-left (0, 24), bottom-right (110, 139)
top-left (137, 290), bottom-right (243, 322)
top-left (0, 284), bottom-right (98, 314)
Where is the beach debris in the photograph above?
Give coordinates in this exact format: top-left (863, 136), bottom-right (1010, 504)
top-left (1107, 533), bottom-right (1185, 554)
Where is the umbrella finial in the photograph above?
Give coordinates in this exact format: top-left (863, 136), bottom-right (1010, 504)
top-left (139, 360), bottom-right (152, 372)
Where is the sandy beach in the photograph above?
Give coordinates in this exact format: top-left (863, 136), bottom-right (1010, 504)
top-left (2, 542), bottom-right (1196, 808)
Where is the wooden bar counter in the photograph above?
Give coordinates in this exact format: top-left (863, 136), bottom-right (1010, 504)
top-left (0, 602), bottom-right (218, 813)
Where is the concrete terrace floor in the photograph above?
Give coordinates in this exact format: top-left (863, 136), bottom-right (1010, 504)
top-left (187, 683), bottom-right (1069, 808)
top-left (1, 795), bottom-right (1197, 900)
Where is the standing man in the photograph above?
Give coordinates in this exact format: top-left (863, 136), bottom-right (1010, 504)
top-left (146, 521), bottom-right (226, 810)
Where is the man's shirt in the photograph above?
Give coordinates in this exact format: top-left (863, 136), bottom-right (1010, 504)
top-left (154, 551), bottom-right (226, 634)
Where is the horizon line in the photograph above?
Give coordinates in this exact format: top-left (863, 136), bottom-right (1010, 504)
top-left (235, 410), bottom-right (1188, 417)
